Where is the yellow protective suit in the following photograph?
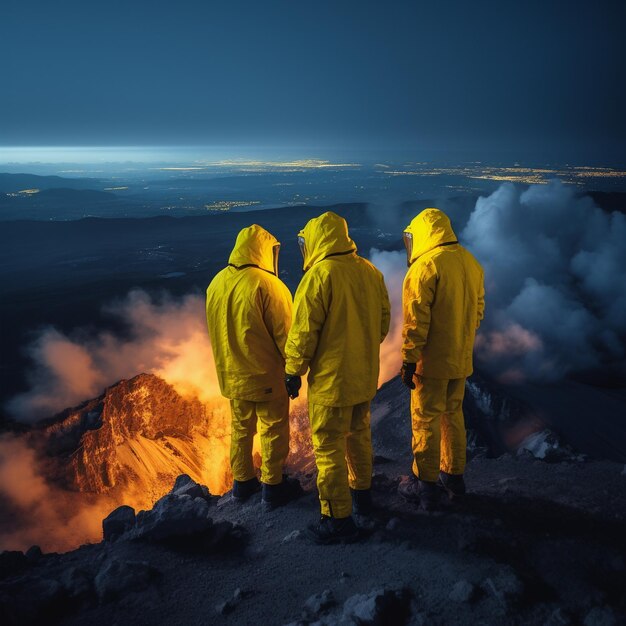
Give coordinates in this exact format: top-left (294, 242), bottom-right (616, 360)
top-left (402, 208), bottom-right (485, 482)
top-left (206, 225), bottom-right (293, 485)
top-left (285, 212), bottom-right (391, 517)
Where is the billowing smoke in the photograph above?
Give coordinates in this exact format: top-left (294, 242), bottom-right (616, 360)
top-left (8, 290), bottom-right (221, 422)
top-left (463, 181), bottom-right (626, 382)
top-left (370, 181), bottom-right (625, 385)
top-left (369, 248), bottom-right (406, 384)
top-left (0, 435), bottom-right (116, 551)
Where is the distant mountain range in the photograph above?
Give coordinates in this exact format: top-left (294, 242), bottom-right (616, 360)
top-left (0, 173), bottom-right (102, 192)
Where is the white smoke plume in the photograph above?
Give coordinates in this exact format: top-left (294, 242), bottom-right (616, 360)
top-left (7, 290), bottom-right (221, 422)
top-left (370, 181), bottom-right (625, 385)
top-left (463, 181), bottom-right (626, 382)
top-left (369, 248), bottom-right (406, 384)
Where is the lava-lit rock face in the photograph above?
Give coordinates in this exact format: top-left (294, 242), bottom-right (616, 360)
top-left (72, 374), bottom-right (207, 491)
top-left (41, 373), bottom-right (229, 498)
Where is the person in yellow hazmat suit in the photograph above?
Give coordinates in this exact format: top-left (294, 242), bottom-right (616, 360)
top-left (397, 208), bottom-right (485, 511)
top-left (206, 224), bottom-right (302, 509)
top-left (284, 211), bottom-right (391, 544)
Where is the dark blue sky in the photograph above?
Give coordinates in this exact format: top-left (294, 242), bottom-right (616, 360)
top-left (1, 0), bottom-right (624, 163)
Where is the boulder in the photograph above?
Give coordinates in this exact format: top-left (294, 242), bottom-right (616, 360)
top-left (516, 430), bottom-right (579, 462)
top-left (482, 568), bottom-right (525, 609)
top-left (303, 589), bottom-right (336, 618)
top-left (342, 588), bottom-right (412, 625)
top-left (94, 559), bottom-right (159, 602)
top-left (584, 607), bottom-right (617, 626)
top-left (171, 474), bottom-right (213, 502)
top-left (102, 505), bottom-right (136, 541)
top-left (449, 580), bottom-right (476, 603)
top-left (60, 566), bottom-right (93, 601)
top-left (545, 607), bottom-right (572, 625)
top-left (25, 545), bottom-right (43, 562)
top-left (282, 530), bottom-right (301, 543)
top-left (0, 551), bottom-right (28, 579)
top-left (215, 587), bottom-right (253, 615)
top-left (131, 494), bottom-right (212, 541)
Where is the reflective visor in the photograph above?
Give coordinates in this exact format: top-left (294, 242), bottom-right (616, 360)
top-left (297, 235), bottom-right (306, 261)
top-left (403, 231), bottom-right (413, 266)
top-left (272, 244), bottom-right (280, 276)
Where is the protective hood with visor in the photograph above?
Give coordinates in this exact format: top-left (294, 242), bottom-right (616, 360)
top-left (228, 224), bottom-right (281, 276)
top-left (296, 211), bottom-right (356, 272)
top-left (403, 208), bottom-right (458, 267)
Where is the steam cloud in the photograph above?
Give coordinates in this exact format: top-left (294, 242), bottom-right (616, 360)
top-left (464, 181), bottom-right (626, 382)
top-left (0, 435), bottom-right (116, 551)
top-left (373, 180), bottom-right (625, 384)
top-left (8, 290), bottom-right (221, 422)
top-left (370, 248), bottom-right (406, 383)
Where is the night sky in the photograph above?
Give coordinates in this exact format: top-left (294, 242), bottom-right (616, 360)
top-left (1, 0), bottom-right (625, 162)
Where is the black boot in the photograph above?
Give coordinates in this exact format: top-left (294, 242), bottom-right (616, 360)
top-left (261, 475), bottom-right (303, 510)
top-left (438, 471), bottom-right (466, 498)
top-left (232, 477), bottom-right (261, 502)
top-left (350, 488), bottom-right (373, 516)
top-left (397, 475), bottom-right (439, 511)
top-left (307, 515), bottom-right (360, 545)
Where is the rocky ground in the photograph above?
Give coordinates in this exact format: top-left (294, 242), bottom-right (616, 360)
top-left (1, 451), bottom-right (625, 625)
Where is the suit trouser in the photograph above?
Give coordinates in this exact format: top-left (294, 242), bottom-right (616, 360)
top-left (229, 392), bottom-right (290, 485)
top-left (410, 377), bottom-right (467, 482)
top-left (309, 401), bottom-right (373, 519)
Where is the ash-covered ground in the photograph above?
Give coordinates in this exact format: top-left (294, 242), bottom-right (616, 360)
top-left (2, 379), bottom-right (625, 626)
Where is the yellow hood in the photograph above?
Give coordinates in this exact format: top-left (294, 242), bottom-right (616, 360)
top-left (299, 211), bottom-right (356, 271)
top-left (228, 224), bottom-right (279, 275)
top-left (404, 208), bottom-right (458, 265)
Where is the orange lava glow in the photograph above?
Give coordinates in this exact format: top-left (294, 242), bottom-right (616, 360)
top-left (0, 290), bottom-right (401, 553)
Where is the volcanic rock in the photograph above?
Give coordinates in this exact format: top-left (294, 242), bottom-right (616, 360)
top-left (94, 559), bottom-right (159, 602)
top-left (0, 551), bottom-right (28, 579)
top-left (25, 545), bottom-right (42, 562)
top-left (448, 580), bottom-right (476, 603)
top-left (60, 566), bottom-right (93, 601)
top-left (102, 505), bottom-right (136, 541)
top-left (545, 607), bottom-right (572, 626)
top-left (171, 474), bottom-right (213, 502)
top-left (481, 567), bottom-right (525, 609)
top-left (215, 587), bottom-right (253, 615)
top-left (342, 588), bottom-right (412, 625)
top-left (584, 606), bottom-right (617, 626)
top-left (516, 429), bottom-right (579, 462)
top-left (303, 589), bottom-right (336, 618)
top-left (130, 494), bottom-right (213, 541)
top-left (43, 374), bottom-right (214, 493)
top-left (282, 529), bottom-right (301, 543)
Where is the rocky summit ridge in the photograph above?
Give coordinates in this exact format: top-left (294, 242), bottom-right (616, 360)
top-left (38, 373), bottom-right (232, 499)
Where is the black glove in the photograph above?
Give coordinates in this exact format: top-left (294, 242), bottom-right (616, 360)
top-left (400, 362), bottom-right (417, 389)
top-left (285, 374), bottom-right (302, 399)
